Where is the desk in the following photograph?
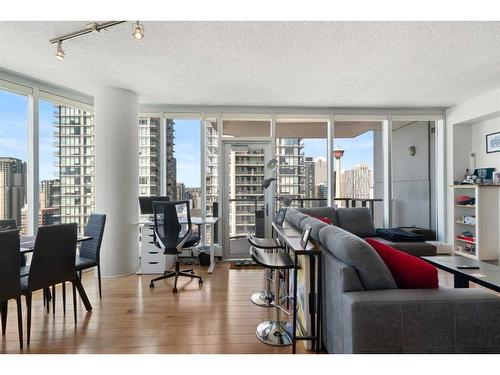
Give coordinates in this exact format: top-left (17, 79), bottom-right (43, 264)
top-left (272, 222), bottom-right (321, 354)
top-left (135, 216), bottom-right (219, 274)
top-left (19, 235), bottom-right (94, 312)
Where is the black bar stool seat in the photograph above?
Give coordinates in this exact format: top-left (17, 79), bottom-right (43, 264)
top-left (250, 246), bottom-right (294, 347)
top-left (247, 235), bottom-right (283, 249)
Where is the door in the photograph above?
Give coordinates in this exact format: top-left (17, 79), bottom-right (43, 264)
top-left (222, 141), bottom-right (273, 259)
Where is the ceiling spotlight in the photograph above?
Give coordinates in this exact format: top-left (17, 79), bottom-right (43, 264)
top-left (55, 41), bottom-right (65, 60)
top-left (132, 21), bottom-right (145, 40)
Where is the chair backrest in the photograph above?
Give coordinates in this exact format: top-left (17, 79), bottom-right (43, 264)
top-left (79, 214), bottom-right (107, 262)
top-left (0, 219), bottom-right (17, 231)
top-left (28, 223), bottom-right (77, 292)
top-left (0, 229), bottom-right (21, 301)
top-left (152, 200), bottom-right (192, 253)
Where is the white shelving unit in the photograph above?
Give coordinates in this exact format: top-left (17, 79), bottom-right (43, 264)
top-left (450, 185), bottom-right (499, 260)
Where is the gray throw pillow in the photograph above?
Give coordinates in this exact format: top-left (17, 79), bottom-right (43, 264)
top-left (336, 207), bottom-right (376, 238)
top-left (319, 225), bottom-right (396, 290)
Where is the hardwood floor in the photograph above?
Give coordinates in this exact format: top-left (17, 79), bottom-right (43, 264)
top-left (0, 263), bottom-right (306, 354)
top-left (1, 263), bottom-right (497, 354)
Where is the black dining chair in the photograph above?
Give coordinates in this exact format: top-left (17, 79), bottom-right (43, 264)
top-left (0, 219), bottom-right (27, 270)
top-left (149, 200), bottom-right (203, 293)
top-left (75, 214), bottom-right (106, 298)
top-left (21, 223), bottom-right (81, 345)
top-left (0, 229), bottom-right (24, 350)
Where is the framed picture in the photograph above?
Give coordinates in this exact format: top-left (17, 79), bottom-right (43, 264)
top-left (300, 224), bottom-right (312, 249)
top-left (493, 171), bottom-right (500, 185)
top-left (486, 132), bottom-right (500, 153)
top-left (274, 208), bottom-right (287, 226)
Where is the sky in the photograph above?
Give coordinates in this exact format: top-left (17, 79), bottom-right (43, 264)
top-left (1, 89), bottom-right (373, 187)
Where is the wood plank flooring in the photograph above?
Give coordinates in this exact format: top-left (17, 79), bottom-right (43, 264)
top-left (0, 263), bottom-right (497, 354)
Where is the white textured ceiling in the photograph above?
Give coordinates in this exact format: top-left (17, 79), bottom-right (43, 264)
top-left (1, 21), bottom-right (500, 107)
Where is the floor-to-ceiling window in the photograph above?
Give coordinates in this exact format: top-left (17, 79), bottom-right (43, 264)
top-left (333, 117), bottom-right (384, 227)
top-left (275, 118), bottom-right (328, 209)
top-left (0, 87), bottom-right (29, 233)
top-left (39, 95), bottom-right (95, 233)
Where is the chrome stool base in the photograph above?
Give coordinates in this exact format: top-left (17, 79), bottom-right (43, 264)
top-left (256, 320), bottom-right (293, 346)
top-left (251, 290), bottom-right (274, 307)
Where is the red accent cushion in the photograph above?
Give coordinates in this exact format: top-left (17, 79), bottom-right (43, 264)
top-left (365, 238), bottom-right (438, 289)
top-left (309, 214), bottom-right (332, 225)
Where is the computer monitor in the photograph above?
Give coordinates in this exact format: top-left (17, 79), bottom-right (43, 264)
top-left (139, 196), bottom-right (170, 215)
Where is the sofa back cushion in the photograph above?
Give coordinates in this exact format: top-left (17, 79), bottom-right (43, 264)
top-left (365, 238), bottom-right (439, 289)
top-left (319, 225), bottom-right (397, 290)
top-left (285, 209), bottom-right (309, 229)
top-left (336, 207), bottom-right (377, 238)
top-left (298, 207), bottom-right (337, 225)
top-left (299, 216), bottom-right (328, 242)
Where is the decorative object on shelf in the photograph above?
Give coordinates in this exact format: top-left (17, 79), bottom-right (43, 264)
top-left (300, 224), bottom-right (312, 249)
top-left (473, 167), bottom-right (496, 184)
top-left (461, 169), bottom-right (477, 185)
top-left (456, 195), bottom-right (475, 206)
top-left (486, 131), bottom-right (500, 153)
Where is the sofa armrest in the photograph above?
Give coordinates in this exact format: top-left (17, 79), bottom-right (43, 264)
top-left (341, 288), bottom-right (500, 353)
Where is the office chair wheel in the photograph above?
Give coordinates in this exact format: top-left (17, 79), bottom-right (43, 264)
top-left (149, 282), bottom-right (154, 289)
top-left (191, 271), bottom-right (195, 274)
top-left (173, 287), bottom-right (178, 293)
top-left (199, 279), bottom-right (203, 286)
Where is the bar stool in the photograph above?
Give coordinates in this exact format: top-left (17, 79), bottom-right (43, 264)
top-left (250, 246), bottom-right (295, 346)
top-left (246, 235), bottom-right (284, 307)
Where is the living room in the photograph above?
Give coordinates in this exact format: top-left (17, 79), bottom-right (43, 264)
top-left (1, 0), bottom-right (500, 373)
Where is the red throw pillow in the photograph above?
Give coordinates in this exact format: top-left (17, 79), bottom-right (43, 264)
top-left (309, 214), bottom-right (332, 225)
top-left (365, 238), bottom-right (438, 289)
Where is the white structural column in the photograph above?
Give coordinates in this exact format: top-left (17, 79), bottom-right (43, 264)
top-left (95, 87), bottom-right (139, 277)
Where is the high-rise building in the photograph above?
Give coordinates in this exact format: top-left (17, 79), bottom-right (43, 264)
top-left (304, 156), bottom-right (315, 199)
top-left (340, 163), bottom-right (373, 199)
top-left (205, 120), bottom-right (218, 217)
top-left (314, 157), bottom-right (327, 186)
top-left (228, 148), bottom-right (265, 239)
top-left (176, 182), bottom-right (186, 201)
top-left (139, 117), bottom-right (161, 197)
top-left (275, 138), bottom-right (305, 205)
top-left (0, 157), bottom-right (27, 227)
top-left (166, 119), bottom-right (176, 199)
top-left (54, 105), bottom-right (94, 233)
top-left (316, 182), bottom-right (328, 203)
top-left (185, 187), bottom-right (202, 210)
top-left (40, 179), bottom-right (60, 209)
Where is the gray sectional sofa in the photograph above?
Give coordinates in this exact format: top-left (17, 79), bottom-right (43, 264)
top-left (284, 207), bottom-right (500, 353)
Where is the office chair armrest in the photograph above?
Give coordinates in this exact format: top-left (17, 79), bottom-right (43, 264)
top-left (176, 228), bottom-right (192, 253)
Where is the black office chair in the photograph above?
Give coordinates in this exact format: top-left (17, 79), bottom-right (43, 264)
top-left (149, 200), bottom-right (203, 293)
top-left (21, 223), bottom-right (81, 345)
top-left (75, 214), bottom-right (106, 298)
top-left (0, 219), bottom-right (27, 270)
top-left (0, 229), bottom-right (23, 350)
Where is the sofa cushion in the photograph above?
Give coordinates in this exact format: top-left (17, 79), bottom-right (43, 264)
top-left (366, 238), bottom-right (438, 289)
top-left (319, 225), bottom-right (397, 290)
top-left (298, 207), bottom-right (337, 225)
top-left (336, 207), bottom-right (376, 238)
top-left (285, 209), bottom-right (309, 229)
top-left (299, 217), bottom-right (328, 242)
top-left (371, 237), bottom-right (437, 257)
top-left (309, 214), bottom-right (332, 225)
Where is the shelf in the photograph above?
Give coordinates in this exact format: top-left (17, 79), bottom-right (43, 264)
top-left (455, 237), bottom-right (476, 245)
top-left (455, 205), bottom-right (476, 208)
top-left (455, 221), bottom-right (476, 226)
top-left (454, 250), bottom-right (477, 259)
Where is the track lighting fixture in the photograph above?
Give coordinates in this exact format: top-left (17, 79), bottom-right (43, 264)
top-left (50, 21), bottom-right (145, 60)
top-left (132, 21), bottom-right (145, 40)
top-left (55, 41), bottom-right (65, 60)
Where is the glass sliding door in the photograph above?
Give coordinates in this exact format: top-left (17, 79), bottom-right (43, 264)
top-left (391, 119), bottom-right (436, 231)
top-left (0, 88), bottom-right (29, 233)
top-left (222, 141), bottom-right (272, 259)
top-left (333, 117), bottom-right (384, 227)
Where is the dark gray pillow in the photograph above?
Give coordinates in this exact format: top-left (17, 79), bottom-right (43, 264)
top-left (319, 225), bottom-right (396, 290)
top-left (298, 207), bottom-right (337, 225)
top-left (336, 207), bottom-right (376, 238)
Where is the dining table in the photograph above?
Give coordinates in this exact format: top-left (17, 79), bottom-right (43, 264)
top-left (19, 235), bottom-right (94, 311)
